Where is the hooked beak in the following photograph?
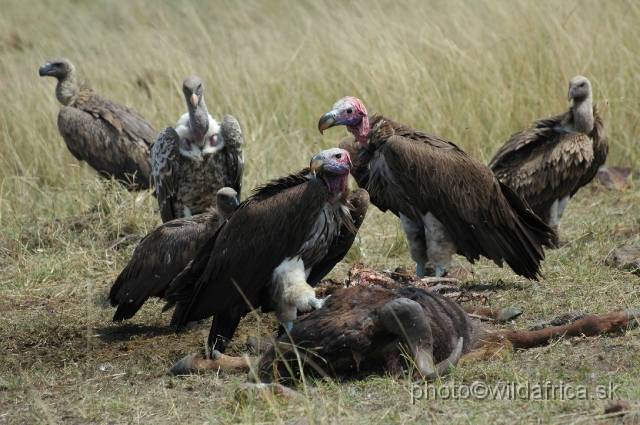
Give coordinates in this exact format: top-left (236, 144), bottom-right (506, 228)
top-left (39, 63), bottom-right (52, 77)
top-left (230, 197), bottom-right (240, 210)
top-left (568, 86), bottom-right (575, 101)
top-left (190, 92), bottom-right (199, 109)
top-left (318, 109), bottom-right (338, 134)
top-left (309, 153), bottom-right (325, 175)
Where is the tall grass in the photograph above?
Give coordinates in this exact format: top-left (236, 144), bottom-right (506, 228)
top-left (1, 0), bottom-right (639, 222)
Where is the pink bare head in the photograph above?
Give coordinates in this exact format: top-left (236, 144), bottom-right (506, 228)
top-left (318, 96), bottom-right (370, 147)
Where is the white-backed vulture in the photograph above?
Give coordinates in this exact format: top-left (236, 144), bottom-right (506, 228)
top-left (108, 187), bottom-right (239, 321)
top-left (318, 97), bottom-right (555, 279)
top-left (489, 76), bottom-right (609, 247)
top-left (151, 76), bottom-right (244, 223)
top-left (39, 58), bottom-right (156, 190)
top-left (164, 148), bottom-right (370, 354)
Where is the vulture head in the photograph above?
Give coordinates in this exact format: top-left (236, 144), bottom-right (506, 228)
top-left (39, 58), bottom-right (78, 106)
top-left (310, 148), bottom-right (352, 201)
top-left (318, 97), bottom-right (370, 146)
top-left (39, 57), bottom-right (74, 81)
top-left (182, 76), bottom-right (209, 148)
top-left (568, 76), bottom-right (592, 103)
top-left (216, 187), bottom-right (240, 222)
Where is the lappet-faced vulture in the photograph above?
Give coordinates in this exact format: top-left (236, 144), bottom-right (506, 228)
top-left (318, 97), bottom-right (555, 279)
top-left (39, 58), bottom-right (156, 190)
top-left (151, 76), bottom-right (244, 223)
top-left (108, 188), bottom-right (239, 321)
top-left (164, 148), bottom-right (370, 354)
top-left (489, 76), bottom-right (608, 247)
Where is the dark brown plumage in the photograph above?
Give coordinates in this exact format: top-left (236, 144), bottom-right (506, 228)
top-left (108, 188), bottom-right (239, 321)
top-left (151, 76), bottom-right (244, 223)
top-left (490, 76), bottom-right (608, 246)
top-left (164, 149), bottom-right (369, 354)
top-left (319, 97), bottom-right (555, 280)
top-left (39, 58), bottom-right (156, 190)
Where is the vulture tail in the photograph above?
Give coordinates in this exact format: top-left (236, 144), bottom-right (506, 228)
top-left (499, 182), bottom-right (556, 279)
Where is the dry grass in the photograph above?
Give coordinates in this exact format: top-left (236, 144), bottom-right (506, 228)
top-left (1, 0), bottom-right (640, 423)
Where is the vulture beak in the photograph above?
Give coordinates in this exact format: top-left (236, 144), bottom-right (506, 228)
top-left (309, 153), bottom-right (325, 176)
top-left (568, 86), bottom-right (575, 101)
top-left (318, 110), bottom-right (338, 134)
top-left (39, 63), bottom-right (52, 77)
top-left (190, 92), bottom-right (199, 109)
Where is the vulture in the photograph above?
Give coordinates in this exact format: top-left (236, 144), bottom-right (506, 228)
top-left (151, 76), bottom-right (244, 223)
top-left (489, 76), bottom-right (609, 247)
top-left (164, 148), bottom-right (370, 353)
top-left (39, 58), bottom-right (156, 190)
top-left (318, 97), bottom-right (555, 279)
top-left (108, 187), bottom-right (239, 321)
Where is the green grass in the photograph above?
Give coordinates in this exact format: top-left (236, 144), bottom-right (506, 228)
top-left (1, 0), bottom-right (640, 423)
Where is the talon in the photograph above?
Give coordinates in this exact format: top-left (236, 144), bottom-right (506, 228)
top-left (308, 296), bottom-right (325, 310)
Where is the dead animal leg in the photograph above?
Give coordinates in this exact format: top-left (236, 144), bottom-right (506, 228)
top-left (379, 297), bottom-right (463, 380)
top-left (463, 306), bottom-right (523, 323)
top-left (500, 309), bottom-right (640, 349)
top-left (169, 351), bottom-right (255, 376)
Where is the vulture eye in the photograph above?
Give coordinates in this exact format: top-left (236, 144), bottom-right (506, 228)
top-left (335, 153), bottom-right (342, 159)
top-left (580, 83), bottom-right (585, 87)
top-left (346, 108), bottom-right (353, 114)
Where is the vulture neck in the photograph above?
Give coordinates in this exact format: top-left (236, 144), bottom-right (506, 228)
top-left (323, 173), bottom-right (349, 203)
top-left (188, 98), bottom-right (210, 147)
top-left (55, 68), bottom-right (79, 106)
top-left (571, 95), bottom-right (594, 134)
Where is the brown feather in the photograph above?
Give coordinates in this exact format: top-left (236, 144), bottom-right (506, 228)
top-left (490, 105), bottom-right (608, 221)
top-left (57, 84), bottom-right (156, 190)
top-left (350, 115), bottom-right (554, 279)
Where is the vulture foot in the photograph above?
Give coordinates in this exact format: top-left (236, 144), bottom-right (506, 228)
top-left (307, 295), bottom-right (327, 310)
top-left (282, 321), bottom-right (294, 332)
top-left (416, 263), bottom-right (425, 279)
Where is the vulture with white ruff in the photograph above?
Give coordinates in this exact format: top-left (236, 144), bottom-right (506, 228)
top-left (489, 76), bottom-right (608, 247)
top-left (108, 187), bottom-right (239, 321)
top-left (318, 97), bottom-right (554, 279)
top-left (39, 58), bottom-right (156, 190)
top-left (152, 76), bottom-right (244, 223)
top-left (164, 148), bottom-right (370, 353)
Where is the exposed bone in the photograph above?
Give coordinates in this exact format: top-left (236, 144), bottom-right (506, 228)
top-left (169, 352), bottom-right (254, 376)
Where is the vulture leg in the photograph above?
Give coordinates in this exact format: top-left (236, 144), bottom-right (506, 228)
top-left (423, 213), bottom-right (457, 277)
top-left (271, 257), bottom-right (324, 332)
top-left (400, 213), bottom-right (428, 278)
top-left (379, 298), bottom-right (463, 379)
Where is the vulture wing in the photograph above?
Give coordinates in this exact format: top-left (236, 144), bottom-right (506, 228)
top-left (166, 172), bottom-right (329, 329)
top-left (218, 115), bottom-right (244, 198)
top-left (307, 188), bottom-right (370, 286)
top-left (79, 91), bottom-right (157, 148)
top-left (490, 128), bottom-right (593, 218)
top-left (151, 126), bottom-right (181, 222)
top-left (108, 213), bottom-right (217, 321)
top-left (489, 113), bottom-right (566, 167)
top-left (381, 133), bottom-right (553, 279)
top-left (57, 105), bottom-right (154, 189)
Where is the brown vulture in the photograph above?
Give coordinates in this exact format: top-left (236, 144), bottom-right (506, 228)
top-left (39, 58), bottom-right (156, 190)
top-left (489, 76), bottom-right (609, 247)
top-left (318, 97), bottom-right (554, 279)
top-left (108, 187), bottom-right (239, 321)
top-left (164, 148), bottom-right (370, 353)
top-left (151, 76), bottom-right (244, 223)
